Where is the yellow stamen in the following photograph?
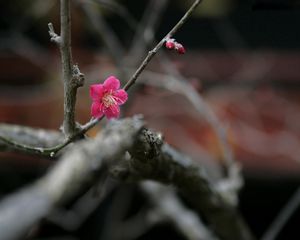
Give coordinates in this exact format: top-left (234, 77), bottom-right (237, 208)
top-left (102, 93), bottom-right (116, 107)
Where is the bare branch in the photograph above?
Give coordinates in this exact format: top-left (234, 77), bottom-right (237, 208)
top-left (111, 129), bottom-right (255, 240)
top-left (0, 118), bottom-right (99, 157)
top-left (123, 0), bottom-right (203, 91)
top-left (60, 0), bottom-right (80, 137)
top-left (48, 23), bottom-right (61, 44)
top-left (0, 117), bottom-right (144, 240)
top-left (48, 0), bottom-right (84, 137)
top-left (0, 124), bottom-right (62, 155)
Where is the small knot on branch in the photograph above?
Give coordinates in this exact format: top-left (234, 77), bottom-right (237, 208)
top-left (72, 64), bottom-right (85, 87)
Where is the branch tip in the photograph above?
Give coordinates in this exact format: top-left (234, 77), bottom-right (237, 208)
top-left (48, 22), bottom-right (61, 44)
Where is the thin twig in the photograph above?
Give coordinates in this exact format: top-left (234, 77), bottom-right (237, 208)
top-left (123, 0), bottom-right (202, 91)
top-left (0, 124), bottom-right (62, 154)
top-left (261, 186), bottom-right (300, 240)
top-left (0, 135), bottom-right (56, 156)
top-left (0, 118), bottom-right (100, 156)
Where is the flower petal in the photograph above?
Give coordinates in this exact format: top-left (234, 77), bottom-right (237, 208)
top-left (90, 84), bottom-right (104, 101)
top-left (91, 102), bottom-right (104, 118)
top-left (104, 104), bottom-right (120, 119)
top-left (103, 76), bottom-right (120, 91)
top-left (113, 89), bottom-right (128, 105)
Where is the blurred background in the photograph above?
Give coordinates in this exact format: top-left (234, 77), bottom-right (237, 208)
top-left (1, 0), bottom-right (300, 239)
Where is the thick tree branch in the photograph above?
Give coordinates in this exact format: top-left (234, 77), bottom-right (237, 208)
top-left (111, 129), bottom-right (255, 240)
top-left (0, 124), bottom-right (218, 240)
top-left (0, 117), bottom-right (144, 240)
top-left (0, 118), bottom-right (254, 240)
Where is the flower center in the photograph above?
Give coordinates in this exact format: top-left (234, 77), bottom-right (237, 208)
top-left (102, 92), bottom-right (116, 107)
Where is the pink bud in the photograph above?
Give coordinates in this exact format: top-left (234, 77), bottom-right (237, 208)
top-left (175, 43), bottom-right (185, 54)
top-left (165, 39), bottom-right (175, 49)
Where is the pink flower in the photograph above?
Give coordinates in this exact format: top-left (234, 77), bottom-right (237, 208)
top-left (90, 76), bottom-right (128, 119)
top-left (165, 38), bottom-right (186, 54)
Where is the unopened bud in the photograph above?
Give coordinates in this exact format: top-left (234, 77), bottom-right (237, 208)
top-left (175, 43), bottom-right (185, 54)
top-left (165, 39), bottom-right (175, 49)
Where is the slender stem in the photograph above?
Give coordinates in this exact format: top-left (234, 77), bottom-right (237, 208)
top-left (0, 136), bottom-right (54, 156)
top-left (123, 0), bottom-right (202, 91)
top-left (0, 118), bottom-right (101, 156)
top-left (60, 0), bottom-right (77, 137)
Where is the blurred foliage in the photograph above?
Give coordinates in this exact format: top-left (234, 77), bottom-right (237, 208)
top-left (0, 0), bottom-right (54, 29)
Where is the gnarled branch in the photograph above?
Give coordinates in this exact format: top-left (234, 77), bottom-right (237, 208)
top-left (111, 128), bottom-right (255, 240)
